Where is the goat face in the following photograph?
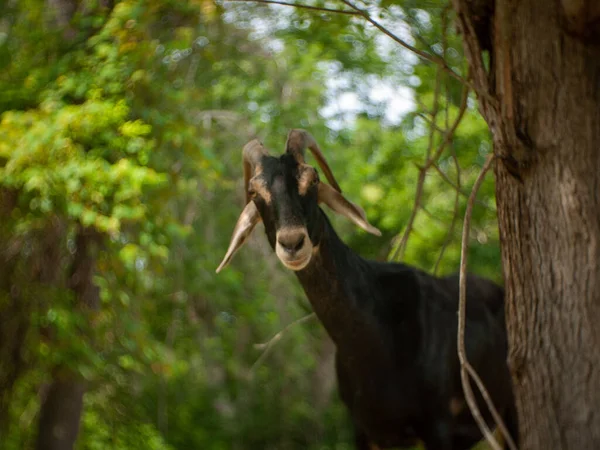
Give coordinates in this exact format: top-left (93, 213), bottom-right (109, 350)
top-left (216, 130), bottom-right (381, 273)
top-left (251, 153), bottom-right (321, 270)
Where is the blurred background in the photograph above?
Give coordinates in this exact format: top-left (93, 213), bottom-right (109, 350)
top-left (0, 0), bottom-right (500, 448)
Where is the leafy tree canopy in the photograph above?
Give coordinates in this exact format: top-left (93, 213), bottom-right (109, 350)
top-left (0, 1), bottom-right (497, 449)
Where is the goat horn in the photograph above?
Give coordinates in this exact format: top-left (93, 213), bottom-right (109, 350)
top-left (285, 129), bottom-right (342, 193)
top-left (216, 201), bottom-right (261, 273)
top-left (243, 139), bottom-right (269, 204)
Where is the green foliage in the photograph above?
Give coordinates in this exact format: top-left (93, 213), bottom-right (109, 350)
top-left (0, 1), bottom-right (498, 449)
top-left (80, 391), bottom-right (175, 450)
top-left (0, 100), bottom-right (164, 234)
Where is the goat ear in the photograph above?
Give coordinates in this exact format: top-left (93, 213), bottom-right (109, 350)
top-left (216, 201), bottom-right (262, 273)
top-left (318, 183), bottom-right (382, 237)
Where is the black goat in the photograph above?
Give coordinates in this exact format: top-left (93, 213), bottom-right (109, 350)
top-left (217, 130), bottom-right (517, 450)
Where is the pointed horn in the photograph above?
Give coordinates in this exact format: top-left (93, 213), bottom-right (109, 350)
top-left (216, 202), bottom-right (262, 273)
top-left (285, 129), bottom-right (342, 193)
top-left (318, 183), bottom-right (381, 236)
top-left (243, 139), bottom-right (270, 204)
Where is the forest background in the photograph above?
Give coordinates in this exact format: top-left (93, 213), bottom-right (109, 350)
top-left (0, 1), bottom-right (500, 449)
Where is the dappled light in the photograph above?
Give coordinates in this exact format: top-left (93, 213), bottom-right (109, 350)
top-left (0, 1), bottom-right (498, 449)
top-left (5, 0), bottom-right (599, 449)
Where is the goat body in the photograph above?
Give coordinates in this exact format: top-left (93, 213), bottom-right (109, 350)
top-left (217, 132), bottom-right (517, 450)
top-left (295, 212), bottom-right (516, 449)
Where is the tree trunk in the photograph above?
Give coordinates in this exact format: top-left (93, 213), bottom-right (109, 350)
top-left (36, 380), bottom-right (87, 450)
top-left (0, 199), bottom-right (66, 436)
top-left (36, 229), bottom-right (100, 450)
top-left (453, 0), bottom-right (600, 448)
top-left (0, 190), bottom-right (29, 435)
top-left (0, 252), bottom-right (30, 436)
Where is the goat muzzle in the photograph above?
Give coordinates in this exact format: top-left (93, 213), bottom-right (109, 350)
top-left (275, 227), bottom-right (313, 271)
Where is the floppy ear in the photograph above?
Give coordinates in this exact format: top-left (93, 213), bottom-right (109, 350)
top-left (318, 183), bottom-right (382, 236)
top-left (216, 202), bottom-right (262, 273)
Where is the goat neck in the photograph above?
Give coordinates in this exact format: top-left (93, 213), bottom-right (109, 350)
top-left (295, 210), bottom-right (385, 353)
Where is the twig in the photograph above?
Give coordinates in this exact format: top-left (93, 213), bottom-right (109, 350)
top-left (431, 163), bottom-right (491, 209)
top-left (465, 362), bottom-right (517, 450)
top-left (249, 313), bottom-right (317, 376)
top-left (451, 0), bottom-right (499, 114)
top-left (420, 205), bottom-right (449, 226)
top-left (390, 164), bottom-right (424, 260)
top-left (430, 12), bottom-right (462, 275)
top-left (225, 0), bottom-right (360, 15)
top-left (339, 0), bottom-right (470, 89)
top-left (391, 84), bottom-right (469, 262)
top-left (390, 73), bottom-right (442, 260)
top-left (457, 153), bottom-right (517, 450)
top-left (429, 82), bottom-right (469, 163)
top-left (400, 4), bottom-right (450, 58)
top-left (416, 112), bottom-right (446, 134)
top-left (426, 68), bottom-right (444, 160)
top-left (433, 150), bottom-right (461, 274)
top-left (457, 153), bottom-right (498, 449)
top-left (442, 7), bottom-right (450, 133)
top-left (228, 0), bottom-right (471, 90)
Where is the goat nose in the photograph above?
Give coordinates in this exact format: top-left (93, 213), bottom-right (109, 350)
top-left (277, 230), bottom-right (306, 254)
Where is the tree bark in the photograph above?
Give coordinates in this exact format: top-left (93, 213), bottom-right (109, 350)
top-left (36, 228), bottom-right (100, 450)
top-left (36, 380), bottom-right (87, 450)
top-left (453, 0), bottom-right (600, 448)
top-left (0, 199), bottom-right (66, 436)
top-left (0, 190), bottom-right (28, 435)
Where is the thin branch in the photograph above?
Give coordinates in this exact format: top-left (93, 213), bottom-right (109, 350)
top-left (248, 313), bottom-right (317, 377)
top-left (431, 10), bottom-right (461, 275)
top-left (391, 84), bottom-right (469, 261)
top-left (340, 0), bottom-right (471, 88)
top-left (430, 82), bottom-right (469, 163)
top-left (225, 0), bottom-right (360, 15)
top-left (416, 112), bottom-right (446, 134)
top-left (457, 154), bottom-right (517, 450)
top-left (390, 70), bottom-right (444, 261)
top-left (229, 0), bottom-right (472, 89)
top-left (442, 6), bottom-right (451, 133)
top-left (465, 362), bottom-right (518, 450)
top-left (431, 163), bottom-right (491, 209)
top-left (451, 0), bottom-right (499, 112)
top-left (457, 153), bottom-right (498, 449)
top-left (432, 163), bottom-right (461, 193)
top-left (389, 164), bottom-right (423, 262)
top-left (426, 68), bottom-right (444, 160)
top-left (400, 4), bottom-right (451, 58)
top-left (420, 205), bottom-right (450, 226)
top-left (433, 150), bottom-right (461, 274)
